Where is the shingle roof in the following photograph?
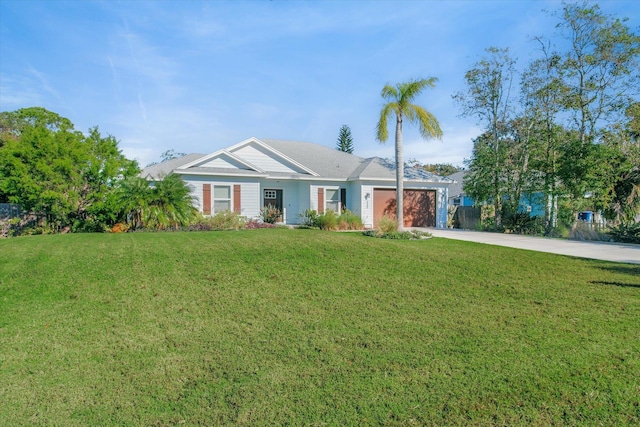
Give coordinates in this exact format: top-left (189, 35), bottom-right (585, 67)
top-left (260, 139), bottom-right (366, 179)
top-left (261, 139), bottom-right (453, 182)
top-left (141, 138), bottom-right (453, 183)
top-left (446, 170), bottom-right (467, 197)
top-left (141, 153), bottom-right (205, 180)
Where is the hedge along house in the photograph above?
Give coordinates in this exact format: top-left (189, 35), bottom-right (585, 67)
top-left (142, 137), bottom-right (453, 228)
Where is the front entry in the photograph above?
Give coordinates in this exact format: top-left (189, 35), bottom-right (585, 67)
top-left (263, 189), bottom-right (283, 221)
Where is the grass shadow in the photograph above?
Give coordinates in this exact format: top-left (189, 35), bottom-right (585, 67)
top-left (598, 264), bottom-right (640, 277)
top-left (589, 280), bottom-right (640, 289)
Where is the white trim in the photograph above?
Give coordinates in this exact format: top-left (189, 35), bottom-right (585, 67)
top-left (262, 187), bottom-right (286, 224)
top-left (175, 169), bottom-right (269, 178)
top-left (177, 149), bottom-right (265, 173)
top-left (324, 187), bottom-right (341, 213)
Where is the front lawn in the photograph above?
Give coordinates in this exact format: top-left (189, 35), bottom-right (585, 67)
top-left (0, 230), bottom-right (638, 425)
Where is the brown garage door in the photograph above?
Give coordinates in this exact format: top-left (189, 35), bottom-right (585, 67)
top-left (373, 188), bottom-right (436, 228)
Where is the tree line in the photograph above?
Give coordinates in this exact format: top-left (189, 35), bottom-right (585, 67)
top-left (0, 107), bottom-right (195, 234)
top-left (454, 2), bottom-right (640, 234)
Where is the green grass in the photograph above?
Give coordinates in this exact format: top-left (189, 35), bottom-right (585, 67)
top-left (1, 229), bottom-right (639, 426)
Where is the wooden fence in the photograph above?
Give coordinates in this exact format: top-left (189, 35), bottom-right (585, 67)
top-left (451, 206), bottom-right (481, 230)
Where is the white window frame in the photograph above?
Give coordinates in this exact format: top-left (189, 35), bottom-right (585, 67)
top-left (325, 187), bottom-right (341, 213)
top-left (213, 185), bottom-right (231, 213)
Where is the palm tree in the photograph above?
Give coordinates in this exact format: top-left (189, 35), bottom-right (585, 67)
top-left (117, 173), bottom-right (195, 229)
top-left (376, 78), bottom-right (443, 230)
top-left (117, 176), bottom-right (152, 229)
top-left (148, 173), bottom-right (196, 229)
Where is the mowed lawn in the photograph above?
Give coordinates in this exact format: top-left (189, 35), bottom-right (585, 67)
top-left (0, 230), bottom-right (638, 426)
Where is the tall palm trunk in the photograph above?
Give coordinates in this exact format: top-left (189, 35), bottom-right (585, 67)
top-left (395, 114), bottom-right (404, 231)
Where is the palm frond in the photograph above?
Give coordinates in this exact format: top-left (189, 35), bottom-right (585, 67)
top-left (376, 103), bottom-right (396, 142)
top-left (410, 105), bottom-right (443, 140)
top-left (398, 78), bottom-right (438, 103)
top-left (380, 84), bottom-right (398, 101)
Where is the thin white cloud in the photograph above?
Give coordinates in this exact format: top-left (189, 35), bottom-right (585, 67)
top-left (25, 66), bottom-right (75, 116)
top-left (0, 74), bottom-right (43, 108)
top-left (2, 0), bottom-right (638, 169)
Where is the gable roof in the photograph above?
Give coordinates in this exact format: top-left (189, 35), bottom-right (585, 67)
top-left (352, 157), bottom-right (452, 182)
top-left (141, 153), bottom-right (204, 180)
top-left (141, 137), bottom-right (454, 184)
top-left (446, 170), bottom-right (466, 197)
top-left (260, 139), bottom-right (366, 179)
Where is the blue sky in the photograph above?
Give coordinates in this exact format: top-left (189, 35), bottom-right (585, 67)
top-left (1, 0), bottom-right (638, 168)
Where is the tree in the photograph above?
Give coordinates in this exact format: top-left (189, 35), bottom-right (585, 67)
top-left (336, 125), bottom-right (354, 154)
top-left (599, 103), bottom-right (640, 224)
top-left (520, 40), bottom-right (567, 232)
top-left (0, 107), bottom-right (139, 231)
top-left (453, 47), bottom-right (517, 225)
top-left (554, 2), bottom-right (640, 146)
top-left (376, 78), bottom-right (442, 230)
top-left (422, 163), bottom-right (462, 176)
top-left (551, 2), bottom-right (640, 208)
top-left (116, 173), bottom-right (195, 230)
top-left (146, 173), bottom-right (196, 229)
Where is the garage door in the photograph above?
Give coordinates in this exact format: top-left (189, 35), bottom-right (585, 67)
top-left (373, 188), bottom-right (436, 228)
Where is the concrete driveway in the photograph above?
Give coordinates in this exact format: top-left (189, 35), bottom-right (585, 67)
top-left (421, 228), bottom-right (640, 265)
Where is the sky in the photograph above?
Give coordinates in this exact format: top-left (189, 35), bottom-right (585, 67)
top-left (1, 0), bottom-right (638, 168)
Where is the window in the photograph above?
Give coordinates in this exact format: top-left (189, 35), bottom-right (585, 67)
top-left (453, 197), bottom-right (461, 206)
top-left (264, 190), bottom-right (277, 199)
top-left (325, 189), bottom-right (340, 213)
top-left (213, 186), bottom-right (231, 212)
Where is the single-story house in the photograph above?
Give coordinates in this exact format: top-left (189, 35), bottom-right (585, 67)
top-left (142, 137), bottom-right (453, 228)
top-left (447, 171), bottom-right (474, 207)
top-left (447, 170), bottom-right (546, 217)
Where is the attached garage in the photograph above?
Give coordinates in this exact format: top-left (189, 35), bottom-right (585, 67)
top-left (373, 188), bottom-right (436, 228)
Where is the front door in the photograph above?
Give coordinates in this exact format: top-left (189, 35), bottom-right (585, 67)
top-left (263, 189), bottom-right (283, 221)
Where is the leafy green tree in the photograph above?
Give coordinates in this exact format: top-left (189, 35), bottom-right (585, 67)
top-left (453, 47), bottom-right (517, 225)
top-left (336, 125), bottom-right (354, 153)
top-left (74, 127), bottom-right (139, 231)
top-left (422, 163), bottom-right (462, 176)
top-left (0, 107), bottom-right (139, 231)
top-left (376, 78), bottom-right (442, 230)
top-left (520, 40), bottom-right (567, 232)
top-left (554, 2), bottom-right (640, 146)
top-left (550, 2), bottom-right (640, 210)
top-left (599, 104), bottom-right (640, 224)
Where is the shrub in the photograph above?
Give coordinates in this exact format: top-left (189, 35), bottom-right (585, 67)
top-left (316, 210), bottom-right (339, 230)
top-left (337, 209), bottom-right (364, 230)
top-left (298, 209), bottom-right (319, 228)
top-left (111, 223), bottom-right (129, 233)
top-left (569, 221), bottom-right (610, 242)
top-left (211, 211), bottom-right (245, 230)
top-left (608, 223), bottom-right (640, 244)
top-left (260, 206), bottom-right (282, 224)
top-left (188, 211), bottom-right (245, 231)
top-left (363, 229), bottom-right (432, 240)
top-left (377, 215), bottom-right (398, 234)
top-left (245, 219), bottom-right (275, 229)
top-left (502, 212), bottom-right (544, 235)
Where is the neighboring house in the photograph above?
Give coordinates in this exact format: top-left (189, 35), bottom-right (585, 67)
top-left (142, 137), bottom-right (453, 228)
top-left (447, 171), bottom-right (474, 207)
top-left (447, 170), bottom-right (545, 217)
